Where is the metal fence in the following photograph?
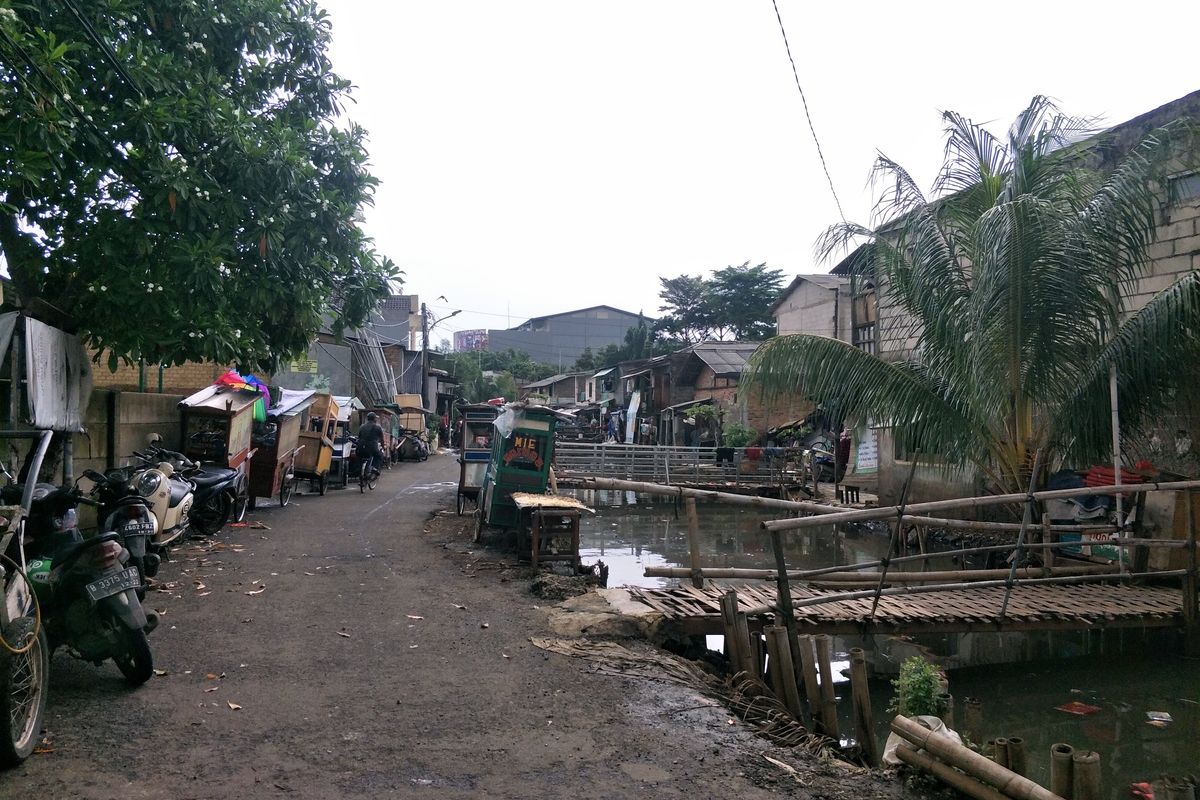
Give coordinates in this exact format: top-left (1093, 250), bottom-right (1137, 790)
top-left (553, 441), bottom-right (803, 486)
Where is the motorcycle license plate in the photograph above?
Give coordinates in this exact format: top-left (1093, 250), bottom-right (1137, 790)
top-left (85, 566), bottom-right (140, 603)
top-left (123, 521), bottom-right (156, 535)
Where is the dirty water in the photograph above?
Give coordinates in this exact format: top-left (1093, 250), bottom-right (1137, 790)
top-left (574, 490), bottom-right (1200, 794)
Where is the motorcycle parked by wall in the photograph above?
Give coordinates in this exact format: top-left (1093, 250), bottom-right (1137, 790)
top-left (136, 444), bottom-right (250, 536)
top-left (84, 469), bottom-right (161, 595)
top-left (397, 430), bottom-right (429, 462)
top-left (122, 451), bottom-right (195, 547)
top-left (13, 481), bottom-right (156, 686)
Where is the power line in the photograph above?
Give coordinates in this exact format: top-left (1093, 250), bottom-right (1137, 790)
top-left (769, 0), bottom-right (846, 223)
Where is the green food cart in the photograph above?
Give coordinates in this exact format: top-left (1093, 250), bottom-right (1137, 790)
top-left (477, 404), bottom-right (558, 533)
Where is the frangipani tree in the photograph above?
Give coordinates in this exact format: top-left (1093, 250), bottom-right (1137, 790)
top-left (0, 0), bottom-right (400, 371)
top-left (744, 97), bottom-right (1200, 493)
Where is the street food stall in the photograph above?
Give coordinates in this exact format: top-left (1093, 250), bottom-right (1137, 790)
top-left (456, 403), bottom-right (500, 514)
top-left (329, 395), bottom-right (364, 487)
top-left (178, 380), bottom-right (264, 470)
top-left (478, 404), bottom-right (559, 534)
top-left (248, 389), bottom-right (314, 508)
top-left (295, 394), bottom-right (338, 495)
top-left (511, 492), bottom-right (591, 568)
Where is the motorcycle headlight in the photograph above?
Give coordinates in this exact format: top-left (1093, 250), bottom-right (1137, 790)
top-left (136, 471), bottom-right (162, 497)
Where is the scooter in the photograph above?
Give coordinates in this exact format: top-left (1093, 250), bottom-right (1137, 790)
top-left (15, 482), bottom-right (156, 686)
top-left (138, 444), bottom-right (251, 537)
top-left (123, 451), bottom-right (194, 547)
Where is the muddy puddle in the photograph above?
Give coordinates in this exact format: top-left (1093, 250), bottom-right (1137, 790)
top-left (573, 489), bottom-right (1200, 793)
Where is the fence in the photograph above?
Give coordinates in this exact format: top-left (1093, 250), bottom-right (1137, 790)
top-left (553, 441), bottom-right (811, 487)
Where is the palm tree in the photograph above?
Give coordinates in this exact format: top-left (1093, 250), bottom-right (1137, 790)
top-left (744, 97), bottom-right (1200, 493)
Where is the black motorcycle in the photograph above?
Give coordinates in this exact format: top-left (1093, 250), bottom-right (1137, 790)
top-left (83, 468), bottom-right (162, 594)
top-left (133, 446), bottom-right (249, 536)
top-left (12, 482), bottom-right (156, 686)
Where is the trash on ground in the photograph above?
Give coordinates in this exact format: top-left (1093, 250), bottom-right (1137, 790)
top-left (1055, 701), bottom-right (1101, 716)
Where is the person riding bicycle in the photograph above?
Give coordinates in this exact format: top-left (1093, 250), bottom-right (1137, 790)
top-left (356, 412), bottom-right (386, 479)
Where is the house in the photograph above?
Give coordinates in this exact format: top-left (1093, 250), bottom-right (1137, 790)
top-left (827, 89), bottom-right (1200, 502)
top-left (519, 372), bottom-right (589, 407)
top-left (770, 274), bottom-right (852, 338)
top-left (585, 367), bottom-right (617, 405)
top-left (485, 305), bottom-right (650, 366)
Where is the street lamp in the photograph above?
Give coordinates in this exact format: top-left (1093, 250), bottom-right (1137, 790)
top-left (421, 303), bottom-right (461, 410)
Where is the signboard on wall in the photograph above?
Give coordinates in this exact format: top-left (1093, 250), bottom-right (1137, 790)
top-left (289, 358), bottom-right (319, 374)
top-left (854, 426), bottom-right (879, 474)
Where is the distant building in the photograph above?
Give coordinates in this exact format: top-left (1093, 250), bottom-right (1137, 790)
top-left (486, 305), bottom-right (649, 366)
top-left (371, 293), bottom-right (421, 350)
top-left (454, 329), bottom-right (488, 352)
top-left (770, 274), bottom-right (851, 338)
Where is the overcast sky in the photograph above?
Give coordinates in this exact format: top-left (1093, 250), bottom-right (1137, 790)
top-left (320, 1), bottom-right (1200, 345)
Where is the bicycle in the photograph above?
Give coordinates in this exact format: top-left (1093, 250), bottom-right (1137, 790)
top-left (359, 450), bottom-right (380, 493)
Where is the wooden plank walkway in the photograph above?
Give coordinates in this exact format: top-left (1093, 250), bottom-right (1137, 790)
top-left (629, 582), bottom-right (1184, 636)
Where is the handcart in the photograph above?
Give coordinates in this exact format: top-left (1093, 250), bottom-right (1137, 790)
top-left (477, 404), bottom-right (559, 537)
top-left (295, 394), bottom-right (338, 495)
top-left (328, 395), bottom-right (364, 488)
top-left (456, 403), bottom-right (500, 515)
top-left (248, 389), bottom-right (313, 508)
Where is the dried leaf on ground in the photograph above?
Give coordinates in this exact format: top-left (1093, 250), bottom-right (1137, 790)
top-left (405, 614), bottom-right (424, 620)
top-left (245, 587), bottom-right (267, 596)
top-left (227, 701), bottom-right (242, 710)
top-left (203, 686), bottom-right (219, 693)
top-left (153, 668), bottom-right (168, 677)
top-left (336, 631), bottom-right (351, 638)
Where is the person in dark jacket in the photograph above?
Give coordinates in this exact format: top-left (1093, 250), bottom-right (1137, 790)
top-left (357, 412), bottom-right (385, 477)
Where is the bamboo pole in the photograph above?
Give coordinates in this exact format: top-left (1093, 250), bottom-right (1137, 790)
top-left (575, 476), bottom-right (843, 514)
top-left (718, 591), bottom-right (745, 676)
top-left (814, 635), bottom-right (840, 741)
top-left (848, 648), bottom-right (878, 766)
top-left (890, 715), bottom-right (1064, 800)
top-left (765, 626), bottom-right (804, 720)
top-left (898, 514), bottom-right (1114, 534)
top-left (1071, 751), bottom-right (1101, 800)
top-left (963, 697), bottom-right (983, 746)
top-left (685, 497), bottom-right (703, 589)
top-left (994, 737), bottom-right (1010, 768)
top-left (762, 479), bottom-right (1200, 533)
top-left (1043, 513), bottom-right (1056, 569)
top-left (1049, 743), bottom-right (1073, 799)
top-left (938, 692), bottom-right (955, 729)
top-left (796, 634), bottom-right (823, 732)
top-left (1007, 737), bottom-right (1027, 777)
top-left (895, 745), bottom-right (1011, 800)
top-left (1186, 490), bottom-right (1199, 657)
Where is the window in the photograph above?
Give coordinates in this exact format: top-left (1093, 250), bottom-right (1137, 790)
top-left (852, 287), bottom-right (878, 354)
top-left (1170, 171), bottom-right (1200, 204)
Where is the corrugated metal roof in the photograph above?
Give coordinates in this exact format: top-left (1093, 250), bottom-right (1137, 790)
top-left (690, 342), bottom-right (760, 377)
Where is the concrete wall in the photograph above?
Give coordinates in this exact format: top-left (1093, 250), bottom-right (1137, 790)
top-left (75, 391), bottom-right (185, 475)
top-left (774, 280), bottom-right (852, 339)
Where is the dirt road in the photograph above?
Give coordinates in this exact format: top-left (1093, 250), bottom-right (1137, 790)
top-left (3, 453), bottom-right (895, 799)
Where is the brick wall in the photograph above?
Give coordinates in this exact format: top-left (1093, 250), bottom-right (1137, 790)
top-left (90, 351), bottom-right (231, 395)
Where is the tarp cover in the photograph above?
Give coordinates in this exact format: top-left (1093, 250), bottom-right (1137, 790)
top-left (24, 316), bottom-right (93, 432)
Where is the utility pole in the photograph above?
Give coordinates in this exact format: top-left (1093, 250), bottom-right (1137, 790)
top-left (421, 302), bottom-right (430, 411)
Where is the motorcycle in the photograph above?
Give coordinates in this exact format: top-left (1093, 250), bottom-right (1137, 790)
top-left (14, 481), bottom-right (156, 686)
top-left (137, 444), bottom-right (251, 537)
top-left (83, 469), bottom-right (162, 595)
top-left (397, 429), bottom-right (430, 462)
top-left (121, 451), bottom-right (195, 547)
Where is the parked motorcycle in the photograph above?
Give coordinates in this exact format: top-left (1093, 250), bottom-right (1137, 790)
top-left (84, 469), bottom-right (161, 594)
top-left (14, 482), bottom-right (156, 686)
top-left (397, 430), bottom-right (430, 462)
top-left (137, 445), bottom-right (250, 536)
top-left (122, 451), bottom-right (195, 546)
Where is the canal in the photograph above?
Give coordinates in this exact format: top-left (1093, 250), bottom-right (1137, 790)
top-left (574, 490), bottom-right (1200, 797)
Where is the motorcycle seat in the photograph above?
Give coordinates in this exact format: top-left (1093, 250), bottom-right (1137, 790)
top-left (50, 531), bottom-right (120, 568)
top-left (190, 468), bottom-right (236, 488)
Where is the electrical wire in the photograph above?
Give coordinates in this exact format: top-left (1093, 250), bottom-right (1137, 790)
top-left (769, 0), bottom-right (846, 223)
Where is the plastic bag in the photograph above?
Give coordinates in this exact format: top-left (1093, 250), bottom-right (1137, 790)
top-left (882, 715), bottom-right (963, 766)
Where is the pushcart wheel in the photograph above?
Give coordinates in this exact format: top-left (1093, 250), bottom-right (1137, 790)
top-left (473, 508), bottom-right (484, 543)
top-left (456, 492), bottom-right (465, 516)
top-left (318, 474), bottom-right (327, 496)
top-left (280, 476), bottom-right (295, 507)
top-left (248, 495), bottom-right (257, 511)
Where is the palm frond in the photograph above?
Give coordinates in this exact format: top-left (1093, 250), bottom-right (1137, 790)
top-left (743, 335), bottom-right (987, 470)
top-left (1052, 271), bottom-right (1200, 463)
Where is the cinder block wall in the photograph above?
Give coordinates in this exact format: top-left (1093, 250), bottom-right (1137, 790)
top-left (75, 391), bottom-right (185, 475)
top-left (90, 352), bottom-right (231, 394)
